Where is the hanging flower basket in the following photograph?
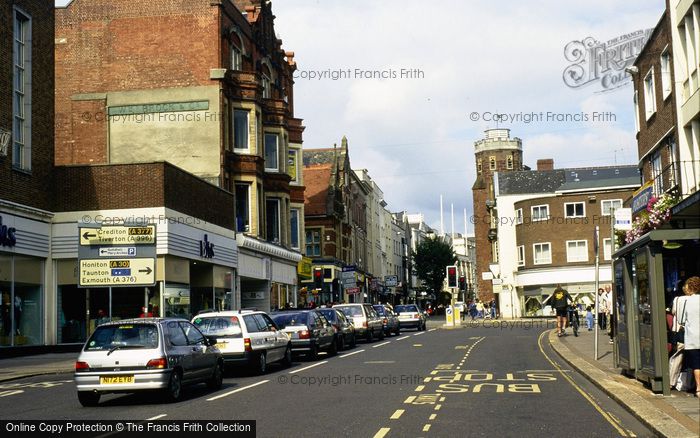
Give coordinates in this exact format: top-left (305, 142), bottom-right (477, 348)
top-left (625, 193), bottom-right (678, 244)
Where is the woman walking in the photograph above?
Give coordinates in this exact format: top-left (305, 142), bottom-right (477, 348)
top-left (679, 276), bottom-right (700, 397)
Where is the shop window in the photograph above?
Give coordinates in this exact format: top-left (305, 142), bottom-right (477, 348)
top-left (235, 183), bottom-right (250, 232)
top-left (533, 243), bottom-right (551, 265)
top-left (565, 202), bottom-right (585, 218)
top-left (566, 240), bottom-right (588, 262)
top-left (1, 254), bottom-right (43, 346)
top-left (306, 229), bottom-right (321, 257)
top-left (290, 208), bottom-right (300, 250)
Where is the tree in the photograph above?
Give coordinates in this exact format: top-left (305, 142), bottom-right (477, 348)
top-left (412, 236), bottom-right (457, 304)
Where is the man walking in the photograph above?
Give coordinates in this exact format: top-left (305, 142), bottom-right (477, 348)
top-left (548, 285), bottom-right (572, 337)
top-left (597, 288), bottom-right (607, 330)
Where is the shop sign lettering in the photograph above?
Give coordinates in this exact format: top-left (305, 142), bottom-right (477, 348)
top-left (0, 216), bottom-right (17, 248)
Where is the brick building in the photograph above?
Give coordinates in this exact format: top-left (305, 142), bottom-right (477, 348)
top-left (302, 138), bottom-right (370, 304)
top-left (54, 0), bottom-right (305, 314)
top-left (492, 164), bottom-right (639, 318)
top-left (471, 128), bottom-right (524, 304)
top-left (0, 0), bottom-right (54, 348)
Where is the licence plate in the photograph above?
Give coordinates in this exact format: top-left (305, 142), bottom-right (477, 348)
top-left (215, 343), bottom-right (227, 350)
top-left (285, 333), bottom-right (292, 339)
top-left (100, 375), bottom-right (134, 384)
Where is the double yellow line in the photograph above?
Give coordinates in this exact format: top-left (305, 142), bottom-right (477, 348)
top-left (537, 330), bottom-right (631, 437)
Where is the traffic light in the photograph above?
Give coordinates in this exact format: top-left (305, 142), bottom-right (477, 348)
top-left (458, 276), bottom-right (466, 291)
top-left (446, 265), bottom-right (458, 288)
top-left (313, 268), bottom-right (323, 289)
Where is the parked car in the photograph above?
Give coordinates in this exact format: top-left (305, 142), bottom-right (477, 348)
top-left (334, 303), bottom-right (384, 342)
top-left (318, 308), bottom-right (356, 350)
top-left (373, 304), bottom-right (400, 336)
top-left (394, 304), bottom-right (427, 331)
top-left (270, 310), bottom-right (336, 359)
top-left (74, 318), bottom-right (223, 407)
top-left (192, 310), bottom-right (292, 375)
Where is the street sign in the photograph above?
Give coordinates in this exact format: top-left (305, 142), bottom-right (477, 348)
top-left (614, 208), bottom-right (632, 231)
top-left (342, 277), bottom-right (356, 287)
top-left (98, 247), bottom-right (136, 257)
top-left (385, 275), bottom-right (398, 287)
top-left (340, 271), bottom-right (356, 280)
top-left (79, 258), bottom-right (155, 287)
top-left (79, 225), bottom-right (156, 246)
top-left (342, 265), bottom-right (357, 272)
top-left (345, 287), bottom-right (360, 295)
top-left (491, 278), bottom-right (503, 285)
top-left (481, 271), bottom-right (493, 280)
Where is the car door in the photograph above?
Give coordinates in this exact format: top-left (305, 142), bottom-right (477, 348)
top-left (254, 313), bottom-right (277, 361)
top-left (181, 321), bottom-right (210, 381)
top-left (261, 313), bottom-right (287, 361)
top-left (165, 321), bottom-right (194, 383)
top-left (316, 313), bottom-right (334, 347)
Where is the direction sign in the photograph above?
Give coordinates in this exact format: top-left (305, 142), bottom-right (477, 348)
top-left (385, 275), bottom-right (398, 287)
top-left (79, 258), bottom-right (155, 287)
top-left (79, 225), bottom-right (156, 246)
top-left (98, 247), bottom-right (136, 257)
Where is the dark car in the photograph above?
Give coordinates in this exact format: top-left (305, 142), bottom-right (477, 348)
top-left (334, 303), bottom-right (384, 342)
top-left (318, 308), bottom-right (356, 350)
top-left (74, 318), bottom-right (223, 406)
top-left (270, 310), bottom-right (336, 359)
top-left (394, 304), bottom-right (427, 331)
top-left (373, 305), bottom-right (400, 336)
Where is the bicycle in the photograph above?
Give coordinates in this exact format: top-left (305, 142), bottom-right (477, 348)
top-left (567, 306), bottom-right (579, 337)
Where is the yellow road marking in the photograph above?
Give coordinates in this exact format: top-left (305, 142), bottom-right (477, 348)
top-left (537, 330), bottom-right (629, 437)
top-left (404, 396), bottom-right (416, 404)
top-left (415, 385), bottom-right (425, 392)
top-left (434, 404), bottom-right (441, 411)
top-left (423, 424), bottom-right (431, 432)
top-left (390, 409), bottom-right (404, 420)
top-left (439, 397), bottom-right (445, 402)
top-left (373, 428), bottom-right (391, 438)
top-left (424, 377), bottom-right (432, 382)
top-left (429, 414), bottom-right (437, 420)
top-left (413, 344), bottom-right (423, 347)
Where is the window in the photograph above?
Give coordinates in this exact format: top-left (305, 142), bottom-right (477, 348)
top-left (650, 151), bottom-right (662, 195)
top-left (477, 158), bottom-right (482, 173)
top-left (266, 198), bottom-right (280, 243)
top-left (643, 68), bottom-right (656, 120)
top-left (13, 8), bottom-right (31, 171)
top-left (515, 208), bottom-right (523, 225)
top-left (506, 154), bottom-right (513, 169)
top-left (233, 109), bottom-right (249, 150)
top-left (566, 240), bottom-right (588, 262)
top-left (230, 34), bottom-right (242, 71)
top-left (489, 156), bottom-right (496, 170)
top-left (531, 205), bottom-right (549, 221)
top-left (517, 245), bottom-right (525, 267)
top-left (235, 184), bottom-right (250, 232)
top-left (660, 48), bottom-right (672, 98)
top-left (288, 149), bottom-right (298, 182)
top-left (290, 208), bottom-right (300, 250)
top-left (564, 202), bottom-right (585, 218)
top-left (633, 91), bottom-right (640, 133)
top-left (262, 67), bottom-right (272, 99)
top-left (601, 199), bottom-right (623, 216)
top-left (603, 238), bottom-right (617, 261)
top-left (305, 229), bottom-right (321, 257)
top-left (533, 243), bottom-right (551, 265)
top-left (264, 133), bottom-right (279, 171)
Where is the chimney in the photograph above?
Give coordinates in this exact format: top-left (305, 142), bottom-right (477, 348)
top-left (537, 159), bottom-right (554, 171)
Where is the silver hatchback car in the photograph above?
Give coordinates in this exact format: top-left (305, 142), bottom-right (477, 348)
top-left (74, 318), bottom-right (224, 406)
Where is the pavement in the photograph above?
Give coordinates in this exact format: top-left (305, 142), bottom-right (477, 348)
top-left (550, 326), bottom-right (700, 438)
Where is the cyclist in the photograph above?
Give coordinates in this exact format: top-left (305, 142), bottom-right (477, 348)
top-left (567, 303), bottom-right (580, 337)
top-left (547, 285), bottom-right (572, 337)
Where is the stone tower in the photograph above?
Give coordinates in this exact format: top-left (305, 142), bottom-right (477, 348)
top-left (471, 129), bottom-right (523, 303)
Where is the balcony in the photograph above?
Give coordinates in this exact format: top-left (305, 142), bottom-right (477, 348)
top-left (652, 160), bottom-right (700, 200)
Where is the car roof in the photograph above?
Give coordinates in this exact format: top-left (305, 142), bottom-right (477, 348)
top-left (271, 309), bottom-right (313, 314)
top-left (98, 317), bottom-right (186, 326)
top-left (193, 310), bottom-right (262, 318)
top-left (333, 304), bottom-right (363, 307)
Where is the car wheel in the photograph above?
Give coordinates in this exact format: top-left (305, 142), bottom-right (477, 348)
top-left (337, 335), bottom-right (345, 352)
top-left (378, 329), bottom-right (385, 341)
top-left (308, 343), bottom-right (319, 360)
top-left (256, 352), bottom-right (267, 374)
top-left (366, 329), bottom-right (373, 342)
top-left (282, 345), bottom-right (292, 367)
top-left (328, 338), bottom-right (338, 356)
top-left (207, 362), bottom-right (224, 390)
top-left (164, 370), bottom-right (182, 403)
top-left (350, 334), bottom-right (357, 348)
top-left (395, 326), bottom-right (401, 336)
top-left (77, 391), bottom-right (100, 407)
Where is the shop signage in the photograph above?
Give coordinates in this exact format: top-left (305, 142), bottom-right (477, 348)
top-left (0, 216), bottom-right (17, 248)
top-left (199, 234), bottom-right (215, 258)
top-left (384, 275), bottom-right (398, 287)
top-left (345, 287), bottom-right (360, 295)
top-left (631, 182), bottom-right (654, 215)
top-left (297, 257), bottom-right (313, 279)
top-left (342, 265), bottom-right (357, 272)
top-left (79, 258), bottom-right (155, 286)
top-left (614, 208), bottom-right (632, 231)
top-left (79, 225), bottom-right (156, 246)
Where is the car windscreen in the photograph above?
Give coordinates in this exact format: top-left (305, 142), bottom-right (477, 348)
top-left (271, 313), bottom-right (308, 328)
top-left (373, 305), bottom-right (386, 316)
top-left (318, 309), bottom-right (337, 323)
top-left (336, 306), bottom-right (363, 317)
top-left (192, 316), bottom-right (243, 338)
top-left (85, 324), bottom-right (159, 351)
top-left (395, 305), bottom-right (418, 313)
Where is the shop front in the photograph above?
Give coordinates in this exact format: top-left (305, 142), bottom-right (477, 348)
top-left (52, 209), bottom-right (238, 345)
top-left (0, 209), bottom-right (51, 348)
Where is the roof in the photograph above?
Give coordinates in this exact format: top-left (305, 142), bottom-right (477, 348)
top-left (498, 165), bottom-right (639, 195)
top-left (303, 165), bottom-right (332, 216)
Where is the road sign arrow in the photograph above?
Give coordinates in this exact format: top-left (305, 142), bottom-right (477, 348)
top-left (138, 267), bottom-right (153, 275)
top-left (83, 231), bottom-right (97, 240)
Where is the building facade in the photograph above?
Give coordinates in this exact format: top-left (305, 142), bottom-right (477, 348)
top-left (1, 0), bottom-right (55, 348)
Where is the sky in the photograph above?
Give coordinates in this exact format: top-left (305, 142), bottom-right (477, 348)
top-left (55, 0), bottom-right (663, 233)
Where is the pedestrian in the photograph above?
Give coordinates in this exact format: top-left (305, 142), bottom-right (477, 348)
top-left (605, 285), bottom-right (614, 344)
top-left (490, 298), bottom-right (497, 319)
top-left (547, 285), bottom-right (572, 337)
top-left (678, 277), bottom-right (700, 397)
top-left (597, 288), bottom-right (607, 330)
top-left (585, 306), bottom-right (594, 331)
top-left (476, 300), bottom-right (485, 319)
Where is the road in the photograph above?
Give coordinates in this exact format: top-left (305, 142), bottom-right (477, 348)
top-left (0, 323), bottom-right (653, 437)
